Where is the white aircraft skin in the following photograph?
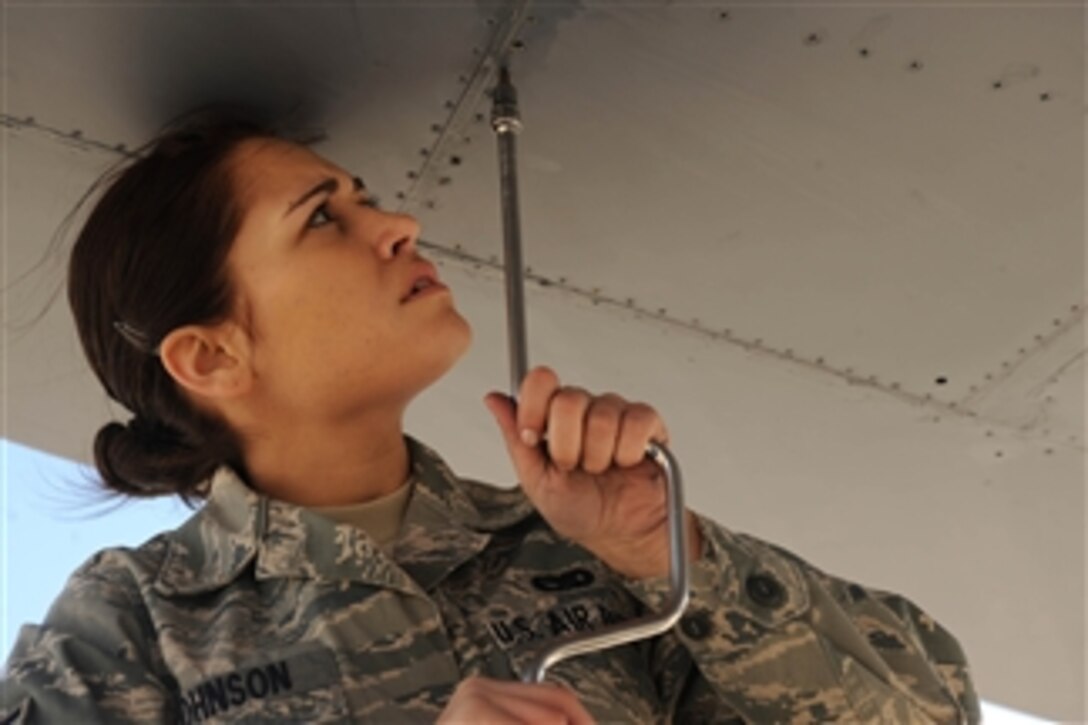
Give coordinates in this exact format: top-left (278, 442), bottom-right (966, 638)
top-left (1, 2), bottom-right (1081, 720)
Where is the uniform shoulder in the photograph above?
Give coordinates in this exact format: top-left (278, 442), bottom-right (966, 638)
top-left (727, 527), bottom-right (980, 721)
top-left (49, 527), bottom-right (177, 606)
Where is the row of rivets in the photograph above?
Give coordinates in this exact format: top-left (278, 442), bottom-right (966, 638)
top-left (711, 10), bottom-right (1056, 98)
top-left (958, 303), bottom-right (1084, 404)
top-left (395, 11), bottom-right (531, 209)
top-left (2, 113), bottom-right (135, 157)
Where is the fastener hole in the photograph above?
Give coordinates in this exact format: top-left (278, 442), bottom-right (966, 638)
top-left (935, 376), bottom-right (948, 385)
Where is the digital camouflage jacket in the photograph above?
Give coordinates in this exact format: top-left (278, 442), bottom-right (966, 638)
top-left (2, 435), bottom-right (981, 723)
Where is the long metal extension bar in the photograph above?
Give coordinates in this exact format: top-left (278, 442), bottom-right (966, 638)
top-left (489, 64), bottom-right (692, 684)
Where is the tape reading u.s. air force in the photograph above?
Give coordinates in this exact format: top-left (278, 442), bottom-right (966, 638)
top-left (486, 588), bottom-right (631, 650)
top-left (177, 647), bottom-right (340, 724)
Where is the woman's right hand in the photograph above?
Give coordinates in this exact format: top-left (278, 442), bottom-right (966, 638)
top-left (436, 676), bottom-right (595, 724)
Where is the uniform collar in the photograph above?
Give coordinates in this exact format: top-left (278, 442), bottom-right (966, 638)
top-left (154, 434), bottom-right (536, 597)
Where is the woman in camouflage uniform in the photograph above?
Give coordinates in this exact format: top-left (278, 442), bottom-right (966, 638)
top-left (2, 116), bottom-right (981, 723)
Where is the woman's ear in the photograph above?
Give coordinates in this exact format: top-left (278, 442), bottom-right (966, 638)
top-left (158, 322), bottom-right (252, 401)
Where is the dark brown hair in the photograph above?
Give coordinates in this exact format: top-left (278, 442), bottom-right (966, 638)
top-left (67, 112), bottom-right (274, 502)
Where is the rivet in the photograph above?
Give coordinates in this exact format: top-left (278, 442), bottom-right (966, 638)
top-left (805, 32), bottom-right (822, 46)
top-left (420, 148), bottom-right (430, 156)
top-left (444, 100), bottom-right (455, 109)
top-left (993, 81), bottom-right (1004, 90)
top-left (475, 113), bottom-right (485, 123)
top-left (425, 200), bottom-right (436, 209)
top-left (438, 176), bottom-right (452, 186)
top-left (450, 155), bottom-right (462, 166)
top-left (719, 11), bottom-right (730, 20)
top-left (407, 171), bottom-right (418, 180)
top-left (1072, 304), bottom-right (1081, 312)
top-left (1045, 448), bottom-right (1053, 455)
top-left (859, 47), bottom-right (870, 57)
top-left (395, 191), bottom-right (406, 200)
top-left (658, 308), bottom-right (667, 316)
top-left (431, 123), bottom-right (443, 133)
top-left (1040, 92), bottom-right (1051, 102)
top-left (512, 39), bottom-right (525, 50)
top-left (70, 129), bottom-right (83, 138)
top-left (815, 356), bottom-right (825, 365)
top-left (908, 60), bottom-right (923, 71)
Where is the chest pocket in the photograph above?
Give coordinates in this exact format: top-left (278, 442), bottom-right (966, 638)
top-left (175, 646), bottom-right (350, 724)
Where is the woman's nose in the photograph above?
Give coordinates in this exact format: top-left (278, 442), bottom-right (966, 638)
top-left (374, 211), bottom-right (421, 259)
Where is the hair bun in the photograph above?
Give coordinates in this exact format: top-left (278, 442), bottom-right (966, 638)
top-left (94, 416), bottom-right (203, 498)
top-left (126, 414), bottom-right (180, 449)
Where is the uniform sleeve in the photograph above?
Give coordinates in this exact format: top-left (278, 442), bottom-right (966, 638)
top-left (1, 552), bottom-right (176, 723)
top-left (625, 514), bottom-right (982, 724)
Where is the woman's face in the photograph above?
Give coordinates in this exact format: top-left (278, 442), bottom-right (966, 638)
top-left (223, 138), bottom-right (472, 422)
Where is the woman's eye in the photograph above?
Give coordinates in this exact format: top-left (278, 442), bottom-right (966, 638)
top-left (306, 203), bottom-right (333, 229)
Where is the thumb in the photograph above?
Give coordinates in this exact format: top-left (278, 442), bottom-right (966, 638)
top-left (483, 391), bottom-right (546, 486)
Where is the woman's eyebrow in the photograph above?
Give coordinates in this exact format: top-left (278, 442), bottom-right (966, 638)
top-left (285, 178), bottom-right (337, 218)
top-left (283, 175), bottom-right (367, 218)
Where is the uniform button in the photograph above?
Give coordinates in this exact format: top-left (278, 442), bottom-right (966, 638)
top-left (679, 610), bottom-right (713, 640)
top-left (745, 572), bottom-right (786, 609)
